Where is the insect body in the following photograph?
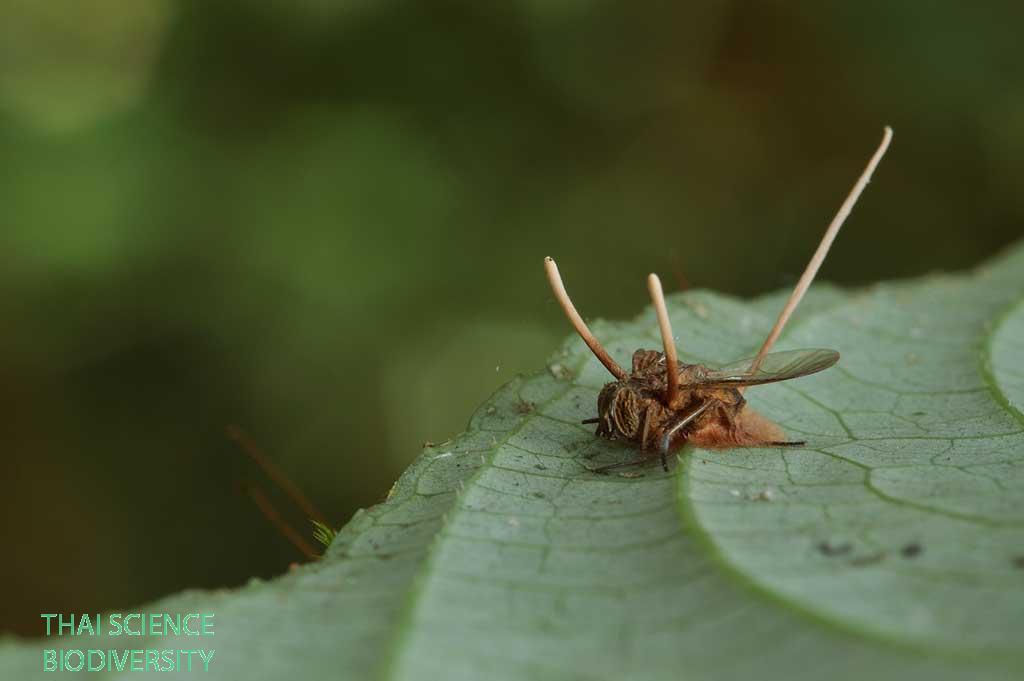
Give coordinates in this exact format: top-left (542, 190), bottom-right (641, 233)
top-left (590, 346), bottom-right (838, 471)
top-left (545, 127), bottom-right (892, 471)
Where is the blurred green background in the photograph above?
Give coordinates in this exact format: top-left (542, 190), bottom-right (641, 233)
top-left (3, 1), bottom-right (1022, 637)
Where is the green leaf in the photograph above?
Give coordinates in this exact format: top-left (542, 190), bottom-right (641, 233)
top-left (5, 243), bottom-right (1024, 680)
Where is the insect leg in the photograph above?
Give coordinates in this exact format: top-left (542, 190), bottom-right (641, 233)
top-left (590, 401), bottom-right (711, 474)
top-left (592, 409), bottom-right (658, 472)
top-left (640, 407), bottom-right (653, 452)
top-left (655, 401), bottom-right (712, 471)
top-left (581, 417), bottom-right (599, 424)
top-left (590, 456), bottom-right (663, 473)
top-left (657, 400), bottom-right (712, 460)
top-left (766, 440), bottom-right (805, 447)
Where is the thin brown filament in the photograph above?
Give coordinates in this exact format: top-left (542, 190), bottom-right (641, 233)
top-left (647, 273), bottom-right (679, 407)
top-left (227, 425), bottom-right (328, 526)
top-left (747, 126), bottom-right (893, 380)
top-left (243, 483), bottom-right (318, 560)
top-left (544, 257), bottom-right (628, 380)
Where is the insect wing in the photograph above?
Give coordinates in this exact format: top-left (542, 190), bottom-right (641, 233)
top-left (696, 348), bottom-right (839, 388)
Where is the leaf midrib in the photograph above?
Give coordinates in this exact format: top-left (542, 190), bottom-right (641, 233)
top-left (379, 375), bottom-right (575, 680)
top-left (982, 296), bottom-right (1024, 429)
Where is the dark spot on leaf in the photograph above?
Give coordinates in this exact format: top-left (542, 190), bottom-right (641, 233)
top-left (1012, 556), bottom-right (1024, 569)
top-left (516, 399), bottom-right (536, 415)
top-left (910, 411), bottom-right (927, 417)
top-left (531, 491), bottom-right (546, 499)
top-left (817, 540), bottom-right (852, 557)
top-left (534, 464), bottom-right (548, 471)
top-left (901, 542), bottom-right (923, 558)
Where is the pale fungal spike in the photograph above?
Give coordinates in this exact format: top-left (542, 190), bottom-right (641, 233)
top-left (544, 257), bottom-right (628, 380)
top-left (748, 126), bottom-right (893, 376)
top-left (647, 273), bottom-right (679, 407)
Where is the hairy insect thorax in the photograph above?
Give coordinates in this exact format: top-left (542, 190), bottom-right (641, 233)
top-left (595, 349), bottom-right (744, 447)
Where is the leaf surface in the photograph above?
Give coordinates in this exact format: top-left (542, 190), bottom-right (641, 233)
top-left (4, 244), bottom-right (1024, 680)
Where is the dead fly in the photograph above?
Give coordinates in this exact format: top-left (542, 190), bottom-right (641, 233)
top-left (545, 127), bottom-right (892, 472)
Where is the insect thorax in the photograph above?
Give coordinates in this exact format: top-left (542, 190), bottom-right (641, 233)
top-left (595, 348), bottom-right (687, 443)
